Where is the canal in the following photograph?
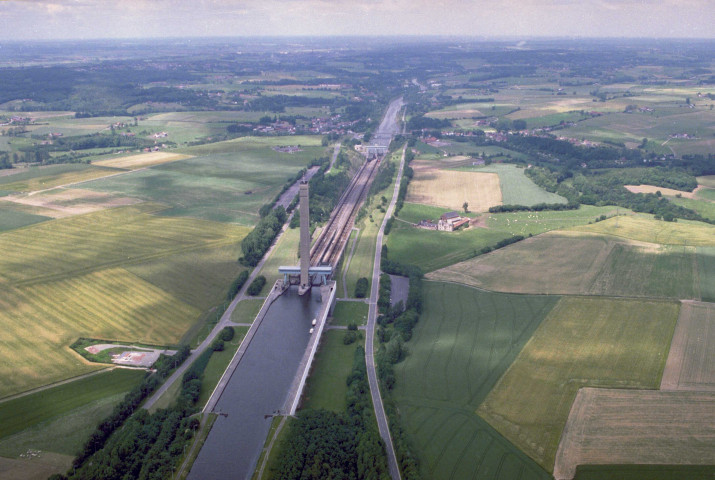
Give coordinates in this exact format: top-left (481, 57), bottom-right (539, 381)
top-left (188, 286), bottom-right (322, 479)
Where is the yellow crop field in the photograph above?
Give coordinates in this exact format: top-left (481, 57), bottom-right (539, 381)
top-left (477, 297), bottom-right (678, 472)
top-left (624, 184), bottom-right (698, 198)
top-left (0, 167), bottom-right (123, 193)
top-left (407, 165), bottom-right (502, 212)
top-left (0, 268), bottom-right (201, 398)
top-left (93, 152), bottom-right (191, 170)
top-left (569, 214), bottom-right (715, 246)
top-left (0, 203), bottom-right (249, 286)
top-left (554, 388), bottom-right (715, 480)
top-left (425, 108), bottom-right (485, 119)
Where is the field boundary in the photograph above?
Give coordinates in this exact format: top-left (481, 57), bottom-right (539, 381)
top-left (0, 367), bottom-right (113, 404)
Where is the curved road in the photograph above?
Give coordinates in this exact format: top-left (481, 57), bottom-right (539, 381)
top-left (366, 143), bottom-right (406, 480)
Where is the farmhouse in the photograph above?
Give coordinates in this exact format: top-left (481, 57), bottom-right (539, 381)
top-left (438, 211), bottom-right (469, 232)
top-left (417, 219), bottom-right (438, 230)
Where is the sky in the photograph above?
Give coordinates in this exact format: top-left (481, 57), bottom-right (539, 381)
top-left (1, 0), bottom-right (714, 40)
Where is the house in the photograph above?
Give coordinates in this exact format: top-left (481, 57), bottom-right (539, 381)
top-left (438, 211), bottom-right (469, 232)
top-left (417, 220), bottom-right (438, 230)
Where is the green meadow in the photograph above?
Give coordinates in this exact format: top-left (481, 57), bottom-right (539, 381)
top-left (393, 282), bottom-right (557, 480)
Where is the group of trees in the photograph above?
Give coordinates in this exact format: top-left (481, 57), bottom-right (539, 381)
top-left (523, 165), bottom-right (711, 223)
top-left (58, 324), bottom-right (236, 480)
top-left (488, 202), bottom-right (578, 213)
top-left (246, 275), bottom-right (267, 296)
top-left (374, 246), bottom-right (423, 479)
top-left (240, 207), bottom-right (287, 266)
top-left (53, 345), bottom-right (193, 479)
top-left (354, 277), bottom-right (369, 298)
top-left (273, 347), bottom-right (390, 479)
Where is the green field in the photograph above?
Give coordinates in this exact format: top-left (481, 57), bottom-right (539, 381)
top-left (0, 203), bottom-right (247, 286)
top-left (387, 218), bottom-right (511, 272)
top-left (79, 150), bottom-right (317, 225)
top-left (429, 232), bottom-right (702, 299)
top-left (574, 465), bottom-right (715, 480)
top-left (0, 369), bottom-right (145, 441)
top-left (256, 226), bottom-right (299, 295)
top-left (669, 196), bottom-right (715, 221)
top-left (0, 204), bottom-right (247, 396)
top-left (478, 296), bottom-right (679, 472)
top-left (571, 214), bottom-right (715, 246)
top-left (698, 176), bottom-right (715, 189)
top-left (388, 203), bottom-right (622, 273)
top-left (300, 330), bottom-right (360, 412)
top-left (394, 202), bottom-right (460, 224)
top-left (197, 327), bottom-right (249, 407)
top-left (461, 164), bottom-right (567, 206)
top-left (697, 247), bottom-right (715, 302)
top-left (330, 301), bottom-right (369, 326)
top-left (393, 282), bottom-right (557, 480)
top-left (126, 243), bottom-right (245, 312)
top-left (0, 268), bottom-right (201, 397)
top-left (0, 392), bottom-right (125, 458)
top-left (486, 205), bottom-right (622, 237)
top-left (230, 299), bottom-right (264, 324)
top-left (696, 187), bottom-right (715, 202)
top-left (0, 206), bottom-right (50, 231)
top-left (0, 164), bottom-right (123, 192)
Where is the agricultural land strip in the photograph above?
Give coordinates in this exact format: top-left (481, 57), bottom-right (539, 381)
top-left (79, 146), bottom-right (323, 225)
top-left (406, 161), bottom-right (502, 212)
top-left (92, 151), bottom-right (192, 169)
top-left (388, 203), bottom-right (621, 273)
top-left (569, 214), bottom-right (715, 246)
top-left (554, 388), bottom-right (715, 480)
top-left (428, 231), bottom-right (705, 299)
top-left (0, 267), bottom-right (201, 397)
top-left (393, 282), bottom-right (558, 480)
top-left (300, 330), bottom-right (360, 412)
top-left (1, 188), bottom-right (141, 218)
top-left (0, 206), bottom-right (50, 231)
top-left (477, 296), bottom-right (679, 472)
top-left (0, 369), bottom-right (145, 440)
top-left (624, 184), bottom-right (700, 198)
top-left (0, 203), bottom-right (248, 287)
top-left (660, 301), bottom-right (715, 391)
top-left (0, 164), bottom-right (123, 193)
top-left (462, 164), bottom-right (567, 206)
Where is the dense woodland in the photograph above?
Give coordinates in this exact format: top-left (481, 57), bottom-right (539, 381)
top-left (273, 347), bottom-right (390, 479)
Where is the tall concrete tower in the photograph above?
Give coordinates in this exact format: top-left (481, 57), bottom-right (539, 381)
top-left (298, 181), bottom-right (310, 295)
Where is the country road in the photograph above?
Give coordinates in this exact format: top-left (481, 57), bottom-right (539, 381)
top-left (366, 143), bottom-right (406, 480)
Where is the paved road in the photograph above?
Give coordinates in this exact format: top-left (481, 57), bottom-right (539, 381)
top-left (366, 143), bottom-right (406, 480)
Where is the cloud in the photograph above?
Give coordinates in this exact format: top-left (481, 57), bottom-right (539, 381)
top-left (0, 0), bottom-right (713, 39)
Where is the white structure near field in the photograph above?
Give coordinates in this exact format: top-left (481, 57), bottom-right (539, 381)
top-left (417, 211), bottom-right (469, 232)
